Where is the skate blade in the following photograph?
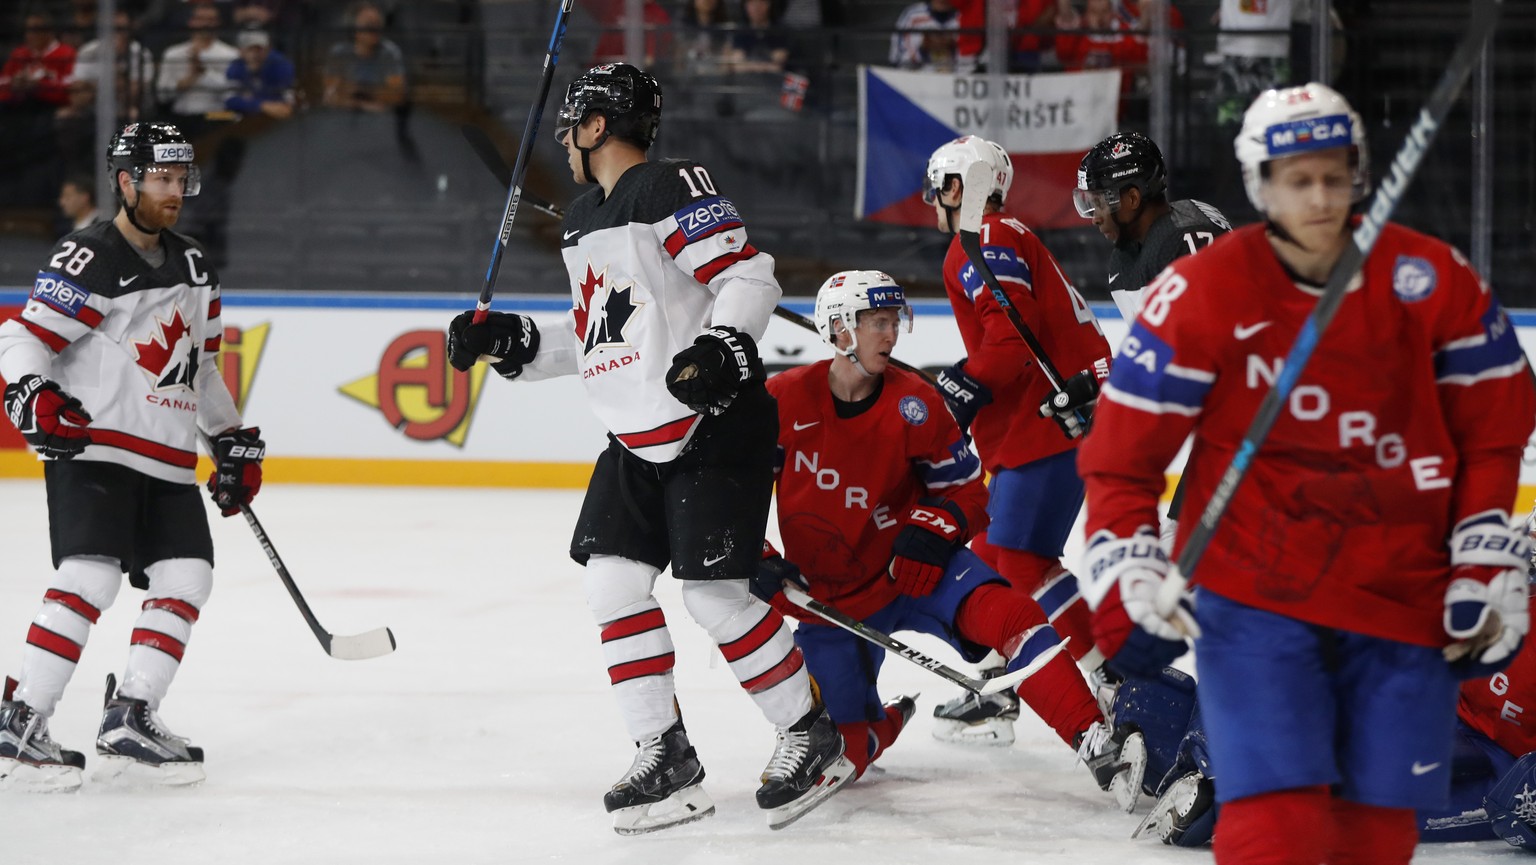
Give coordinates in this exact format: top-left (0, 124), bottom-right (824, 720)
top-left (930, 717), bottom-right (1016, 747)
top-left (93, 753), bottom-right (205, 787)
top-left (1131, 773), bottom-right (1202, 840)
top-left (0, 757), bottom-right (83, 792)
top-left (1109, 732), bottom-right (1147, 813)
top-left (611, 784), bottom-right (715, 836)
top-left (766, 755), bottom-right (855, 831)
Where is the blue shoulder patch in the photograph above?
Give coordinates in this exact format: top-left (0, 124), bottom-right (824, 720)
top-left (32, 271), bottom-right (91, 317)
top-left (673, 196), bottom-right (744, 242)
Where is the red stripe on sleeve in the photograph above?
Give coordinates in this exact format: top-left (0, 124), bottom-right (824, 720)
top-left (741, 647), bottom-right (804, 694)
top-left (601, 608), bottom-right (666, 642)
top-left (76, 305), bottom-right (104, 328)
top-left (693, 245), bottom-right (759, 284)
top-left (608, 652), bottom-right (675, 685)
top-left (719, 610), bottom-right (781, 662)
top-left (664, 229), bottom-right (687, 258)
top-left (143, 597), bottom-right (201, 624)
top-left (208, 298), bottom-right (221, 319)
top-left (131, 628), bottom-right (186, 662)
top-left (19, 317), bottom-right (68, 352)
top-left (27, 624), bottom-right (82, 663)
top-left (616, 415), bottom-right (701, 450)
top-left (44, 589), bottom-right (102, 624)
top-left (89, 429), bottom-right (198, 469)
top-left (204, 337), bottom-right (221, 353)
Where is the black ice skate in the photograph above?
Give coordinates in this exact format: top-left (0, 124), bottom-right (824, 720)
top-left (757, 705), bottom-right (854, 830)
top-left (94, 674), bottom-right (205, 786)
top-left (931, 676), bottom-right (1021, 747)
top-left (603, 718), bottom-right (715, 836)
top-left (1133, 771), bottom-right (1216, 845)
top-left (1075, 720), bottom-right (1147, 813)
top-left (0, 676), bottom-right (84, 791)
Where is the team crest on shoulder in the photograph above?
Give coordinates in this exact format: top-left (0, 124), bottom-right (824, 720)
top-left (898, 395), bottom-right (928, 426)
top-left (1392, 255), bottom-right (1437, 303)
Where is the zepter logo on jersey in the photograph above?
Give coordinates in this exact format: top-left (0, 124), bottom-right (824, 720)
top-left (339, 330), bottom-right (488, 447)
top-left (574, 263), bottom-right (644, 356)
top-left (132, 306), bottom-right (198, 391)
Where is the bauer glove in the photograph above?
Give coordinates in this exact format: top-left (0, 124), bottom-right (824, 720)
top-left (1081, 529), bottom-right (1198, 677)
top-left (206, 426), bottom-right (265, 516)
top-left (665, 326), bottom-right (764, 416)
top-left (1444, 513), bottom-right (1531, 679)
top-left (3, 374), bottom-right (92, 459)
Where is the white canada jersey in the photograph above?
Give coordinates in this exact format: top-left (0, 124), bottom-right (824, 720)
top-left (550, 158), bottom-right (781, 462)
top-left (0, 220), bottom-right (238, 483)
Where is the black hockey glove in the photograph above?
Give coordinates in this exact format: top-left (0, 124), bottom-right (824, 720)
top-left (446, 310), bottom-right (540, 376)
top-left (752, 542), bottom-right (809, 604)
top-left (206, 426), bottom-right (265, 517)
top-left (3, 374), bottom-right (92, 459)
top-left (935, 360), bottom-right (992, 434)
top-left (889, 498), bottom-right (966, 597)
top-left (1038, 370), bottom-right (1100, 440)
top-left (665, 326), bottom-right (765, 416)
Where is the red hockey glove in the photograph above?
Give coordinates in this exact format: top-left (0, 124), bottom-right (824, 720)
top-left (889, 498), bottom-right (966, 597)
top-left (1081, 530), bottom-right (1197, 676)
top-left (1444, 514), bottom-right (1531, 678)
top-left (3, 374), bottom-right (92, 459)
top-left (206, 426), bottom-right (265, 517)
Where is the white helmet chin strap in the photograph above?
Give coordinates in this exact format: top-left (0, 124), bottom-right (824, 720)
top-left (833, 317), bottom-right (877, 378)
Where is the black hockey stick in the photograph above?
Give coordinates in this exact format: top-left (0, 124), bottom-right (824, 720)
top-left (202, 436), bottom-right (397, 660)
top-left (781, 584), bottom-right (1064, 695)
top-left (955, 164), bottom-right (1088, 429)
top-left (1155, 0), bottom-right (1505, 623)
top-left (472, 0), bottom-right (574, 324)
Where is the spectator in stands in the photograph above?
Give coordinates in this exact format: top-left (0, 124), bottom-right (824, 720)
top-left (63, 0), bottom-right (97, 49)
top-left (156, 2), bottom-right (239, 136)
top-left (322, 1), bottom-right (406, 112)
top-left (56, 173), bottom-right (99, 235)
top-left (225, 28), bottom-right (294, 119)
top-left (232, 0), bottom-right (310, 36)
top-left (889, 0), bottom-right (960, 71)
top-left (723, 0), bottom-right (789, 74)
top-left (950, 0), bottom-right (1057, 73)
top-left (589, 0), bottom-right (673, 69)
top-left (676, 0), bottom-right (735, 76)
top-left (63, 10), bottom-right (151, 121)
top-left (0, 13), bottom-right (77, 111)
top-left (1053, 0), bottom-right (1148, 76)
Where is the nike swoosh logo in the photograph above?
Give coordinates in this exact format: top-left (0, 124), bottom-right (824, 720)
top-left (792, 421), bottom-right (819, 430)
top-left (1233, 321), bottom-right (1272, 341)
top-left (953, 567), bottom-right (971, 581)
top-left (703, 554), bottom-right (728, 567)
top-left (563, 229), bottom-right (581, 240)
top-left (119, 275), bottom-right (139, 287)
top-left (1107, 273), bottom-right (1119, 284)
top-left (1411, 761), bottom-right (1441, 776)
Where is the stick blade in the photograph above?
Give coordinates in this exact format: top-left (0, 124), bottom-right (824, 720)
top-left (958, 161), bottom-right (993, 234)
top-left (977, 639), bottom-right (1068, 694)
top-left (326, 627), bottom-right (398, 661)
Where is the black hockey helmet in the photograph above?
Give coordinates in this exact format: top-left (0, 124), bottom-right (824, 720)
top-left (555, 63), bottom-right (663, 151)
top-left (106, 122), bottom-right (201, 202)
top-left (1073, 131), bottom-right (1166, 218)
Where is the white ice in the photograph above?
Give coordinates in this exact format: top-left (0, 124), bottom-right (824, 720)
top-left (0, 481), bottom-right (1513, 863)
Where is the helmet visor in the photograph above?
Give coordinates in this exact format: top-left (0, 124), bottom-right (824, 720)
top-left (1072, 187), bottom-right (1118, 218)
top-left (138, 163), bottom-right (202, 197)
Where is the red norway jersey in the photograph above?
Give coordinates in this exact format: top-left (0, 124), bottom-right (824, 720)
top-left (1460, 602), bottom-right (1536, 758)
top-left (942, 212), bottom-right (1111, 472)
top-left (1081, 223), bottom-right (1535, 647)
top-left (769, 361), bottom-right (988, 621)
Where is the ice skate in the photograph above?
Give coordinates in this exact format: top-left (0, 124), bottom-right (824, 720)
top-left (94, 675), bottom-right (205, 786)
top-left (758, 705), bottom-right (855, 830)
top-left (603, 718), bottom-right (714, 836)
top-left (0, 677), bottom-right (84, 791)
top-left (931, 684), bottom-right (1020, 747)
top-left (1076, 720), bottom-right (1146, 812)
top-left (1133, 771), bottom-right (1216, 845)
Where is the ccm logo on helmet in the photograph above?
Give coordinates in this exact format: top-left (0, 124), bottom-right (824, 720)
top-left (1265, 114), bottom-right (1351, 156)
top-left (152, 143), bottom-right (195, 163)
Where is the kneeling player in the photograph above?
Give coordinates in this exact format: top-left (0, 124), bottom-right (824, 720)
top-left (755, 270), bottom-right (1146, 808)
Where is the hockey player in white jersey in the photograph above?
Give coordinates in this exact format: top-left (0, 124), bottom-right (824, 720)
top-left (0, 122), bottom-right (264, 789)
top-left (446, 63), bottom-right (853, 834)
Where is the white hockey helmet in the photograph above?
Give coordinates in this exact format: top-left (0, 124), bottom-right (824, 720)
top-left (924, 135), bottom-right (1013, 205)
top-left (814, 270), bottom-right (912, 358)
top-left (1234, 82), bottom-right (1369, 214)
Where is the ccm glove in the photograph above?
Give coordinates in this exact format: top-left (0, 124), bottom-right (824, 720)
top-left (889, 498), bottom-right (967, 597)
top-left (665, 326), bottom-right (764, 416)
top-left (446, 310), bottom-right (540, 376)
top-left (1038, 370), bottom-right (1100, 440)
top-left (935, 360), bottom-right (991, 434)
top-left (206, 426), bottom-right (265, 517)
top-left (1081, 530), bottom-right (1198, 676)
top-left (751, 541), bottom-right (809, 604)
top-left (3, 374), bottom-right (92, 459)
top-left (1444, 514), bottom-right (1531, 678)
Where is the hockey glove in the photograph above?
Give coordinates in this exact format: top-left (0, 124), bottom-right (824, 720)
top-left (1081, 530), bottom-right (1198, 677)
top-left (1038, 370), bottom-right (1100, 440)
top-left (889, 498), bottom-right (967, 597)
top-left (665, 326), bottom-right (765, 416)
top-left (1444, 514), bottom-right (1531, 678)
top-left (752, 541), bottom-right (809, 604)
top-left (206, 426), bottom-right (265, 517)
top-left (935, 360), bottom-right (991, 434)
top-left (3, 374), bottom-right (92, 459)
top-left (446, 310), bottom-right (540, 376)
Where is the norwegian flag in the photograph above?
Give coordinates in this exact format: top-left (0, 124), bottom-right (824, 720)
top-left (780, 72), bottom-right (809, 112)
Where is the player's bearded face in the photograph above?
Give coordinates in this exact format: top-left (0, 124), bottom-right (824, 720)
top-left (1262, 150), bottom-right (1352, 249)
top-left (133, 166), bottom-right (189, 229)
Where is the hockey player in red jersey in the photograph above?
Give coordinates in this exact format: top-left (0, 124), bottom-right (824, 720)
top-left (922, 135), bottom-right (1113, 743)
top-left (0, 122), bottom-right (263, 789)
top-left (1079, 83), bottom-right (1536, 865)
top-left (755, 269), bottom-right (1147, 807)
top-left (445, 63), bottom-right (851, 834)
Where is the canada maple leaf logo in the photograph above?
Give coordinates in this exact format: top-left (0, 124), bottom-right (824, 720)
top-left (571, 262), bottom-right (641, 355)
top-left (133, 306), bottom-right (197, 390)
top-left (573, 263), bottom-right (602, 342)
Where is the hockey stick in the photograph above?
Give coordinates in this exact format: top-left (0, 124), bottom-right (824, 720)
top-left (471, 0), bottom-right (575, 324)
top-left (956, 164), bottom-right (1088, 429)
top-left (781, 584), bottom-right (1065, 695)
top-left (1154, 0), bottom-right (1505, 624)
top-left (202, 436), bottom-right (397, 660)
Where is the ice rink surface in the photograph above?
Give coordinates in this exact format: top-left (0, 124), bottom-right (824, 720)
top-left (0, 480), bottom-right (1517, 864)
